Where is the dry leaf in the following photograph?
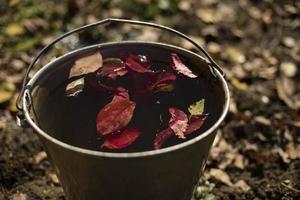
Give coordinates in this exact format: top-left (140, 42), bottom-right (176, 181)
top-left (69, 51), bottom-right (103, 78)
top-left (276, 77), bottom-right (300, 110)
top-left (5, 24), bottom-right (25, 36)
top-left (233, 180), bottom-right (250, 192)
top-left (65, 77), bottom-right (84, 97)
top-left (34, 151), bottom-right (47, 164)
top-left (280, 62), bottom-right (297, 77)
top-left (226, 47), bottom-right (246, 64)
top-left (0, 81), bottom-right (16, 104)
top-left (207, 168), bottom-right (233, 186)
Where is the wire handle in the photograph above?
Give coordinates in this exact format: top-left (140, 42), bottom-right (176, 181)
top-left (17, 18), bottom-right (224, 112)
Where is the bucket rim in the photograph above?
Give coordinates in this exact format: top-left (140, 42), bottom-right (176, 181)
top-left (23, 41), bottom-right (230, 158)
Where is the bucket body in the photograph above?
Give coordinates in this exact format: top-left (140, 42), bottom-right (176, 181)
top-left (23, 42), bottom-right (229, 200)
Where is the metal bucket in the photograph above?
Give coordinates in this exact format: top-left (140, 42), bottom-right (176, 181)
top-left (17, 19), bottom-right (229, 200)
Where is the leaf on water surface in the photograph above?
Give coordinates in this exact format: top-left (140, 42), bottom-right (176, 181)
top-left (125, 54), bottom-right (152, 73)
top-left (96, 88), bottom-right (136, 135)
top-left (101, 127), bottom-right (141, 149)
top-left (185, 114), bottom-right (208, 135)
top-left (69, 51), bottom-right (103, 78)
top-left (97, 58), bottom-right (127, 80)
top-left (168, 107), bottom-right (188, 139)
top-left (153, 127), bottom-right (174, 150)
top-left (65, 77), bottom-right (84, 97)
top-left (188, 99), bottom-right (205, 116)
top-left (170, 53), bottom-right (197, 78)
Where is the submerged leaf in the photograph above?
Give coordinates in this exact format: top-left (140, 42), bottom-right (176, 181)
top-left (125, 54), bottom-right (152, 73)
top-left (169, 107), bottom-right (188, 139)
top-left (65, 77), bottom-right (84, 97)
top-left (96, 88), bottom-right (136, 135)
top-left (69, 51), bottom-right (103, 78)
top-left (101, 128), bottom-right (141, 149)
top-left (97, 58), bottom-right (127, 80)
top-left (186, 114), bottom-right (208, 135)
top-left (188, 99), bottom-right (205, 115)
top-left (171, 53), bottom-right (197, 78)
top-left (153, 127), bottom-right (174, 150)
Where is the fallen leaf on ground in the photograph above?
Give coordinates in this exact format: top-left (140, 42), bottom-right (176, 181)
top-left (171, 53), bottom-right (197, 78)
top-left (48, 173), bottom-right (59, 184)
top-left (169, 107), bottom-right (188, 139)
top-left (231, 78), bottom-right (248, 90)
top-left (280, 62), bottom-right (297, 77)
top-left (276, 76), bottom-right (300, 110)
top-left (226, 47), bottom-right (245, 64)
top-left (207, 168), bottom-right (233, 186)
top-left (11, 192), bottom-right (27, 200)
top-left (233, 180), bottom-right (250, 192)
top-left (101, 128), bottom-right (141, 149)
top-left (34, 151), bottom-right (47, 164)
top-left (69, 51), bottom-right (103, 78)
top-left (96, 88), bottom-right (136, 135)
top-left (0, 81), bottom-right (16, 104)
top-left (5, 23), bottom-right (25, 36)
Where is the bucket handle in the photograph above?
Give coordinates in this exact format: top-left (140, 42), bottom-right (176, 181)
top-left (17, 18), bottom-right (224, 119)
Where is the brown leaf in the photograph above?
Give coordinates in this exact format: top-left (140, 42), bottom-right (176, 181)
top-left (168, 107), bottom-right (188, 139)
top-left (69, 51), bottom-right (103, 78)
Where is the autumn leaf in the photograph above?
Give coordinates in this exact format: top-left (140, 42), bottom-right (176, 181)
top-left (149, 72), bottom-right (177, 91)
top-left (97, 58), bottom-right (127, 80)
top-left (169, 107), bottom-right (188, 139)
top-left (125, 54), bottom-right (152, 73)
top-left (101, 127), bottom-right (141, 149)
top-left (69, 51), bottom-right (103, 78)
top-left (188, 99), bottom-right (205, 115)
top-left (170, 53), bottom-right (197, 78)
top-left (65, 77), bottom-right (84, 97)
top-left (153, 127), bottom-right (174, 150)
top-left (96, 88), bottom-right (136, 135)
top-left (185, 114), bottom-right (208, 135)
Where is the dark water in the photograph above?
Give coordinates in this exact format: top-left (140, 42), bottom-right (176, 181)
top-left (39, 44), bottom-right (221, 153)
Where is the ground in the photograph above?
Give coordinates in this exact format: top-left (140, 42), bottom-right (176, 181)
top-left (0, 0), bottom-right (300, 200)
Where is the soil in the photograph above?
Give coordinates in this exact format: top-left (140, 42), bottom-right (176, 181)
top-left (1, 0), bottom-right (299, 200)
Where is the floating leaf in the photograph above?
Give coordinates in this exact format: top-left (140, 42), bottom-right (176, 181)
top-left (96, 89), bottom-right (136, 135)
top-left (188, 99), bottom-right (205, 115)
top-left (155, 83), bottom-right (175, 93)
top-left (69, 51), bottom-right (103, 78)
top-left (149, 72), bottom-right (177, 91)
top-left (97, 58), bottom-right (127, 80)
top-left (101, 127), bottom-right (141, 149)
top-left (65, 77), bottom-right (84, 97)
top-left (171, 53), bottom-right (197, 78)
top-left (153, 127), bottom-right (174, 150)
top-left (185, 114), bottom-right (208, 135)
top-left (169, 107), bottom-right (188, 139)
top-left (125, 54), bottom-right (152, 73)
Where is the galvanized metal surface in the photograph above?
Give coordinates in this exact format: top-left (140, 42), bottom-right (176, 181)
top-left (19, 18), bottom-right (229, 200)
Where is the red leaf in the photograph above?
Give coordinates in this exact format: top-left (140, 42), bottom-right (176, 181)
top-left (96, 89), bottom-right (136, 135)
top-left (149, 72), bottom-right (177, 91)
top-left (171, 53), bottom-right (197, 78)
top-left (125, 54), bottom-right (152, 73)
top-left (153, 127), bottom-right (174, 150)
top-left (185, 114), bottom-right (208, 135)
top-left (101, 127), bottom-right (141, 149)
top-left (85, 76), bottom-right (118, 94)
top-left (169, 107), bottom-right (188, 139)
top-left (97, 58), bottom-right (127, 80)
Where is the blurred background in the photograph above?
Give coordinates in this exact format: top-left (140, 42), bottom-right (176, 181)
top-left (0, 0), bottom-right (299, 199)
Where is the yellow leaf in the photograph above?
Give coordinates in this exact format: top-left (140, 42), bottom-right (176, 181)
top-left (5, 24), bottom-right (25, 36)
top-left (188, 99), bottom-right (205, 115)
top-left (231, 78), bottom-right (248, 90)
top-left (0, 81), bottom-right (16, 104)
